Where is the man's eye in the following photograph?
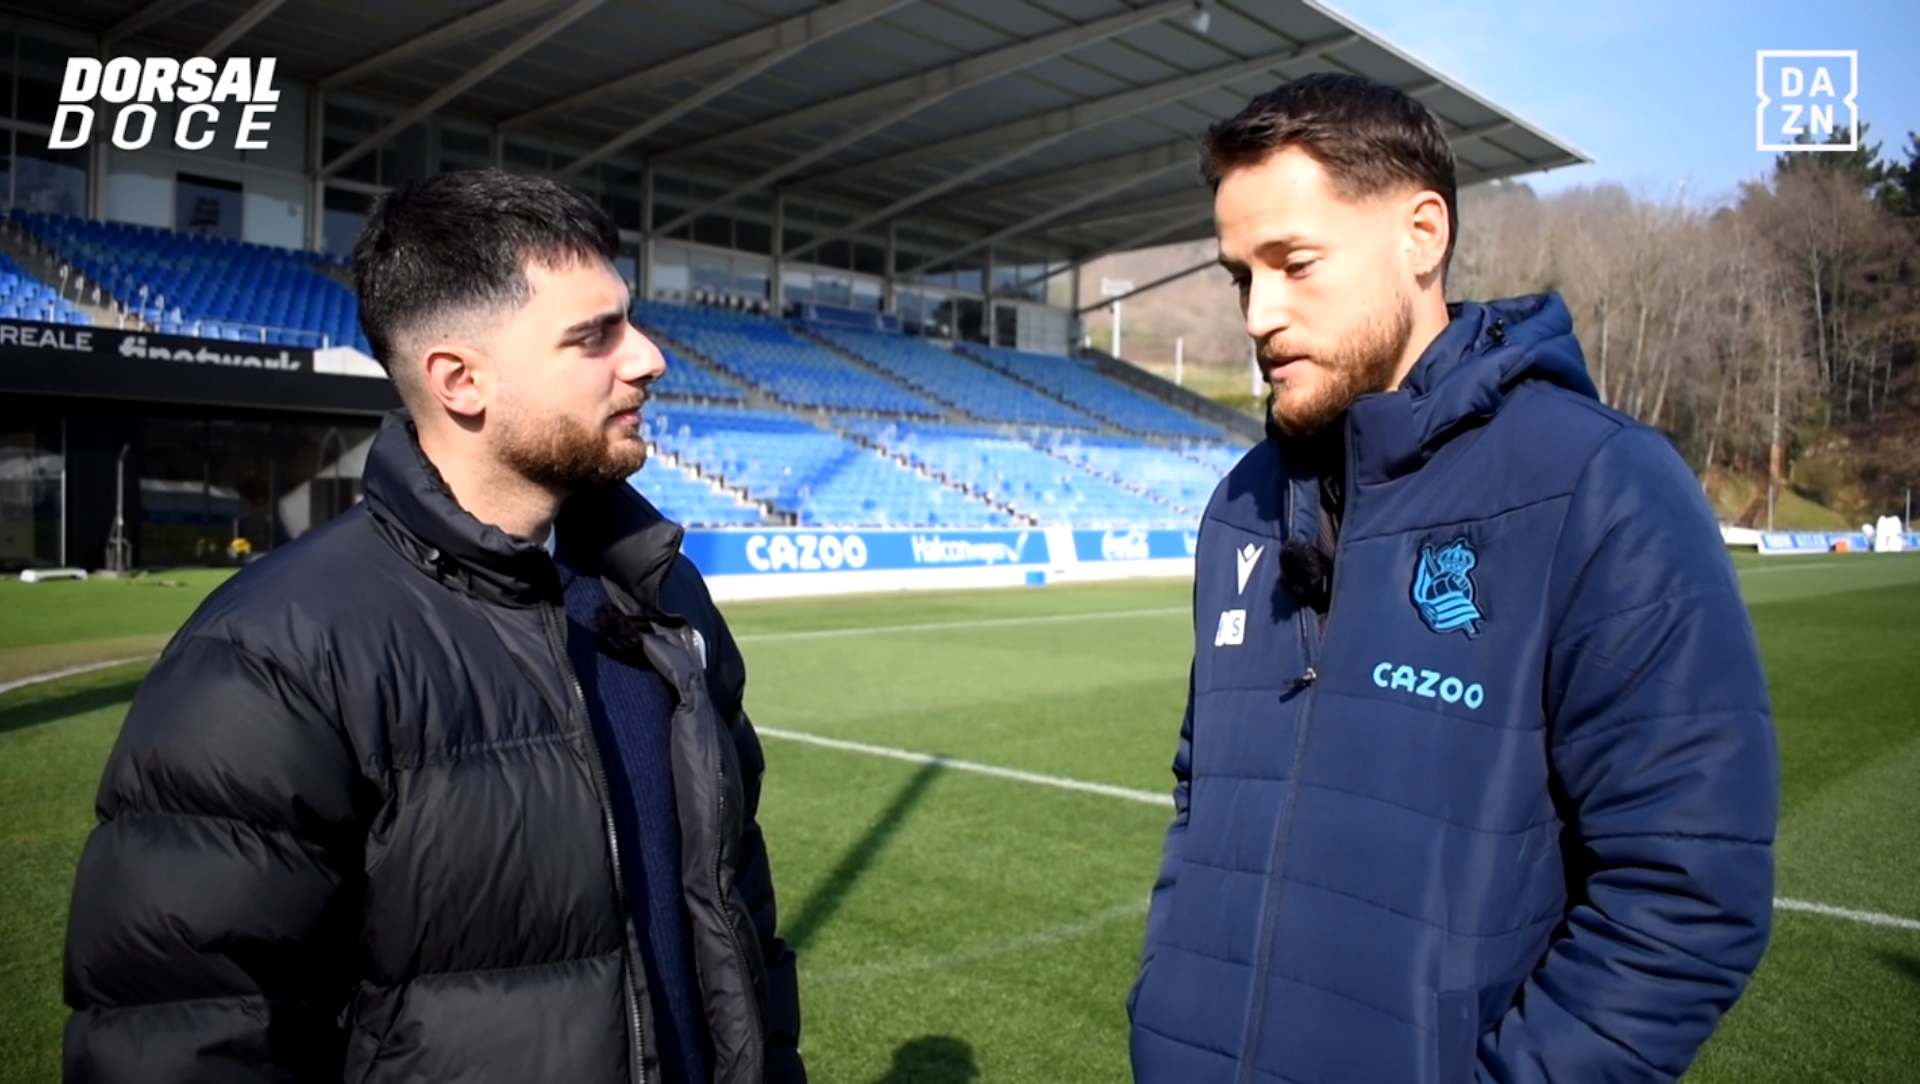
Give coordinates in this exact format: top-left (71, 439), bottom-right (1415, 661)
top-left (1286, 260), bottom-right (1315, 276)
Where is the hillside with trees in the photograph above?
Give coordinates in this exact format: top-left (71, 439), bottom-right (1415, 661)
top-left (1079, 126), bottom-right (1920, 527)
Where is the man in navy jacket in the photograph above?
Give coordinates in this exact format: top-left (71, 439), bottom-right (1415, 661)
top-left (1128, 74), bottom-right (1778, 1084)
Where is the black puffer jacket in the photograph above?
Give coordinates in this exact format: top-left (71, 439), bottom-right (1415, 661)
top-left (63, 410), bottom-right (804, 1084)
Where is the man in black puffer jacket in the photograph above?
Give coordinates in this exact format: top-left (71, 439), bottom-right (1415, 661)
top-left (62, 169), bottom-right (804, 1084)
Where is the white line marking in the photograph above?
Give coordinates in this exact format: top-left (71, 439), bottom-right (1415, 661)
top-left (0, 656), bottom-right (155, 697)
top-left (808, 897), bottom-right (1150, 985)
top-left (758, 728), bottom-right (1920, 934)
top-left (1738, 561), bottom-right (1868, 575)
top-left (11, 607), bottom-right (1920, 934)
top-left (735, 606), bottom-right (1186, 644)
top-left (1774, 897), bottom-right (1920, 932)
top-left (756, 727), bottom-right (1173, 807)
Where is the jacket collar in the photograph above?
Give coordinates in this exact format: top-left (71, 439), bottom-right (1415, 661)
top-left (360, 409), bottom-right (684, 611)
top-left (1322, 292), bottom-right (1598, 486)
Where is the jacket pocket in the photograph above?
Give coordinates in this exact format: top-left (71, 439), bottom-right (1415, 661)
top-left (1435, 989), bottom-right (1478, 1084)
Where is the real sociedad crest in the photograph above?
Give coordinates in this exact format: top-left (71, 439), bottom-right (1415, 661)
top-left (1412, 540), bottom-right (1483, 637)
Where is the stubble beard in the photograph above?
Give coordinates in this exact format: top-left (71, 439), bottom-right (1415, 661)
top-left (1264, 287), bottom-right (1415, 438)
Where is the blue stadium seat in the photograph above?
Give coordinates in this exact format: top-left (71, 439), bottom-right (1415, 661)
top-left (812, 327), bottom-right (1100, 430)
top-left (11, 208), bottom-right (367, 351)
top-left (957, 342), bottom-right (1225, 440)
top-left (647, 403), bottom-right (1011, 528)
top-left (840, 418), bottom-right (1196, 527)
top-left (634, 301), bottom-right (940, 417)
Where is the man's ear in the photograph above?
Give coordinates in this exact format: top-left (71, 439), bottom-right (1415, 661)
top-left (1406, 189), bottom-right (1451, 284)
top-left (421, 342), bottom-right (488, 419)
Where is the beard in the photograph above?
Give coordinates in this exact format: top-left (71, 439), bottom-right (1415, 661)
top-left (493, 390), bottom-right (647, 491)
top-left (1263, 287), bottom-right (1415, 437)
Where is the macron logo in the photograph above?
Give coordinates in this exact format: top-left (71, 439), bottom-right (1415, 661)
top-left (1236, 543), bottom-right (1264, 595)
top-left (50, 57), bottom-right (280, 152)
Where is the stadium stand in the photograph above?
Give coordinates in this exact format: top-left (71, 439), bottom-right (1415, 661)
top-left (958, 343), bottom-right (1225, 441)
top-left (1177, 442), bottom-right (1250, 476)
top-left (0, 207), bottom-right (1245, 533)
top-left (652, 346), bottom-right (748, 403)
top-left (628, 457), bottom-right (765, 527)
top-left (1041, 432), bottom-right (1232, 516)
top-left (0, 253), bottom-right (91, 324)
top-left (11, 210), bottom-right (368, 351)
top-left (634, 301), bottom-right (940, 417)
top-left (840, 418), bottom-right (1185, 526)
top-left (650, 404), bottom-right (1011, 528)
top-left (808, 326), bottom-right (1100, 430)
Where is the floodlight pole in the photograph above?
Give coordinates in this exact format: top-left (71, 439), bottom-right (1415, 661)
top-left (1174, 337), bottom-right (1184, 386)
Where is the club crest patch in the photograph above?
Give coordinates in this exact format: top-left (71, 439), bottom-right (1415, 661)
top-left (1411, 540), bottom-right (1483, 637)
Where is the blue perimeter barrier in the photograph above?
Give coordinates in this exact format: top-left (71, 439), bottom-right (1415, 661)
top-left (681, 527), bottom-right (1200, 575)
top-left (1754, 531), bottom-right (1920, 555)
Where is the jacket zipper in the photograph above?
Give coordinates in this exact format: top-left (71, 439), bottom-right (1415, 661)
top-left (686, 625), bottom-right (766, 1079)
top-left (1234, 436), bottom-right (1351, 1084)
top-left (547, 602), bottom-right (651, 1084)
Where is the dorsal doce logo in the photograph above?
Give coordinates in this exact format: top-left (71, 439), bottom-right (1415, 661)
top-left (49, 57), bottom-right (280, 151)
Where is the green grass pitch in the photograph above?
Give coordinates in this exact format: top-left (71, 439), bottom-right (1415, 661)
top-left (2, 553), bottom-right (1917, 1083)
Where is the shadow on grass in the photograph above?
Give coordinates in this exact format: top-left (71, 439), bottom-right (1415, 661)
top-left (870, 1035), bottom-right (978, 1084)
top-left (0, 677), bottom-right (142, 737)
top-left (782, 760), bottom-right (943, 953)
top-left (1882, 951), bottom-right (1920, 988)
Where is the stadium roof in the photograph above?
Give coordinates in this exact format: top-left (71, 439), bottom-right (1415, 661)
top-left (42, 0), bottom-right (1589, 268)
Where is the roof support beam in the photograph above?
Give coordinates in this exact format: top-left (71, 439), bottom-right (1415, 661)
top-left (1044, 188), bottom-right (1205, 233)
top-left (203, 0), bottom-right (288, 60)
top-left (903, 161), bottom-right (1190, 275)
top-left (927, 138), bottom-right (1198, 212)
top-left (1073, 256), bottom-right (1216, 314)
top-left (794, 32), bottom-right (1359, 193)
top-left (1003, 208), bottom-right (1214, 296)
top-left (658, 0), bottom-right (1196, 165)
top-left (105, 0), bottom-right (201, 45)
top-left (778, 130), bottom-right (1080, 263)
top-left (555, 0), bottom-right (913, 179)
top-left (652, 1), bottom-right (1208, 239)
top-left (320, 0), bottom-right (607, 179)
top-left (320, 0), bottom-right (559, 90)
top-left (505, 0), bottom-right (909, 131)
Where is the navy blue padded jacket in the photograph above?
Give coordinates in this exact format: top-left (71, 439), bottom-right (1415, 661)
top-left (1129, 293), bottom-right (1778, 1084)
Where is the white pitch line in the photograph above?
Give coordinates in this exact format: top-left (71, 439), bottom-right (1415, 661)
top-left (758, 728), bottom-right (1920, 935)
top-left (755, 726), bottom-right (1173, 807)
top-left (0, 656), bottom-right (156, 697)
top-left (1774, 897), bottom-right (1920, 932)
top-left (734, 606), bottom-right (1186, 644)
top-left (1738, 561), bottom-right (1874, 575)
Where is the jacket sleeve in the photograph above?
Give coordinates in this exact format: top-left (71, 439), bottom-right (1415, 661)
top-left (695, 593), bottom-right (805, 1084)
top-left (1130, 662), bottom-right (1194, 1021)
top-left (1478, 427), bottom-right (1779, 1084)
top-left (729, 705), bottom-right (806, 1084)
top-left (64, 632), bottom-right (363, 1084)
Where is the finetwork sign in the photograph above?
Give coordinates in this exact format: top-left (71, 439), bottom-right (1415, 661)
top-left (119, 335), bottom-right (303, 372)
top-left (50, 57), bottom-right (280, 151)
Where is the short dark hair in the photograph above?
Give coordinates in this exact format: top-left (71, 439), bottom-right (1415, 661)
top-left (352, 168), bottom-right (621, 377)
top-left (1201, 72), bottom-right (1459, 275)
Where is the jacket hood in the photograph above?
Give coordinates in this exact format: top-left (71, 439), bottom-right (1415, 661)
top-left (1345, 292), bottom-right (1596, 484)
top-left (360, 409), bottom-right (682, 609)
